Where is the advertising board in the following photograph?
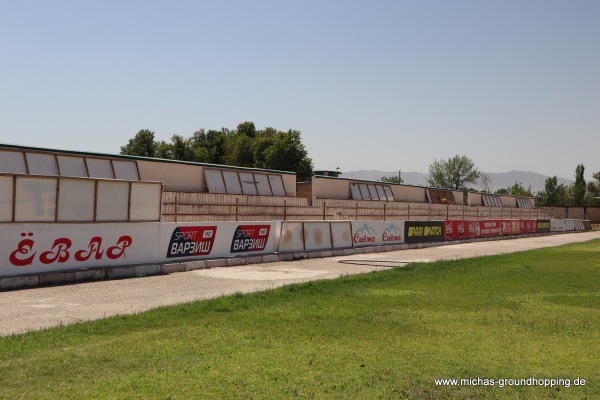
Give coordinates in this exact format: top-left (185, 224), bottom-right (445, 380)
top-left (160, 221), bottom-right (277, 261)
top-left (0, 223), bottom-right (160, 276)
top-left (550, 219), bottom-right (567, 232)
top-left (350, 221), bottom-right (405, 246)
top-left (404, 220), bottom-right (444, 243)
top-left (536, 219), bottom-right (551, 233)
top-left (444, 220), bottom-right (476, 240)
top-left (520, 219), bottom-right (537, 233)
top-left (500, 220), bottom-right (521, 236)
top-left (473, 220), bottom-right (502, 238)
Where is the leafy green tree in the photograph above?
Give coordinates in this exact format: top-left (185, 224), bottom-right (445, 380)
top-left (170, 134), bottom-right (194, 161)
top-left (538, 176), bottom-right (559, 205)
top-left (119, 122), bottom-right (314, 179)
top-left (225, 134), bottom-right (255, 168)
top-left (572, 164), bottom-right (586, 205)
top-left (427, 155), bottom-right (480, 190)
top-left (495, 182), bottom-right (533, 197)
top-left (263, 130), bottom-right (313, 181)
top-left (380, 176), bottom-right (403, 184)
top-left (236, 121), bottom-right (256, 138)
top-left (205, 129), bottom-right (228, 164)
top-left (252, 130), bottom-right (276, 169)
top-left (537, 176), bottom-right (574, 205)
top-left (120, 129), bottom-right (157, 157)
top-left (155, 140), bottom-right (173, 159)
top-left (586, 171), bottom-right (600, 204)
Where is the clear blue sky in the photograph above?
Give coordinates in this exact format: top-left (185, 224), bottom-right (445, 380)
top-left (1, 0), bottom-right (598, 180)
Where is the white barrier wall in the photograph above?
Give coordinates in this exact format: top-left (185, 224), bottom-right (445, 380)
top-left (550, 219), bottom-right (567, 232)
top-left (0, 218), bottom-right (586, 278)
top-left (278, 221), bottom-right (352, 252)
top-left (0, 221), bottom-right (278, 277)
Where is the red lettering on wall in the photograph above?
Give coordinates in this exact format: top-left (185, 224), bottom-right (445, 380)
top-left (74, 237), bottom-right (104, 262)
top-left (106, 236), bottom-right (133, 259)
top-left (39, 238), bottom-right (72, 264)
top-left (9, 238), bottom-right (36, 267)
top-left (8, 233), bottom-right (134, 267)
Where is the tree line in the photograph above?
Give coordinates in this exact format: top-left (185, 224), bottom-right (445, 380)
top-left (481, 165), bottom-right (599, 206)
top-left (120, 122), bottom-right (313, 181)
top-left (121, 127), bottom-right (598, 206)
top-left (418, 154), bottom-right (600, 206)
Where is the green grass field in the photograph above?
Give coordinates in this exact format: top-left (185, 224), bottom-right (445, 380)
top-left (1, 240), bottom-right (599, 399)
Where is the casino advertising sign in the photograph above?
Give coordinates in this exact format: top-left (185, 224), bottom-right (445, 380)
top-left (536, 219), bottom-right (551, 233)
top-left (404, 221), bottom-right (444, 243)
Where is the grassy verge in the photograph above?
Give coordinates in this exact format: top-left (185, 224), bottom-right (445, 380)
top-left (1, 240), bottom-right (599, 399)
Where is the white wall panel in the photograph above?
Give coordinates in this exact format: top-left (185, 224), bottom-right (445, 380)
top-left (303, 222), bottom-right (332, 250)
top-left (550, 219), bottom-right (566, 232)
top-left (57, 156), bottom-right (87, 177)
top-left (15, 177), bottom-right (57, 222)
top-left (205, 169), bottom-right (226, 193)
top-left (223, 171), bottom-right (242, 194)
top-left (0, 151), bottom-right (27, 174)
top-left (268, 175), bottom-right (286, 196)
top-left (25, 153), bottom-right (58, 176)
top-left (375, 185), bottom-right (387, 201)
top-left (0, 176), bottom-right (13, 222)
top-left (130, 182), bottom-right (162, 221)
top-left (350, 183), bottom-right (362, 200)
top-left (239, 172), bottom-right (258, 195)
top-left (383, 186), bottom-right (395, 201)
top-left (278, 221), bottom-right (305, 252)
top-left (86, 158), bottom-right (114, 179)
top-left (358, 184), bottom-right (371, 200)
top-left (57, 179), bottom-right (95, 221)
top-left (331, 222), bottom-right (352, 248)
top-left (96, 181), bottom-right (129, 221)
top-left (113, 160), bottom-right (139, 180)
top-left (368, 185), bottom-right (380, 200)
top-left (254, 174), bottom-right (272, 195)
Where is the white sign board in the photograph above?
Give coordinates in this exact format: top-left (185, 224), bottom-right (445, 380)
top-left (350, 220), bottom-right (405, 246)
top-left (0, 223), bottom-right (160, 276)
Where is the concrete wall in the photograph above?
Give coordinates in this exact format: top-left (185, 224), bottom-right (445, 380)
top-left (281, 174), bottom-right (297, 196)
top-left (138, 160), bottom-right (205, 191)
top-left (312, 176), bottom-right (429, 203)
top-left (540, 206), bottom-right (600, 223)
top-left (138, 160), bottom-right (297, 195)
top-left (312, 176), bottom-right (351, 200)
top-left (468, 192), bottom-right (482, 206)
top-left (499, 195), bottom-right (517, 208)
top-left (392, 185), bottom-right (427, 202)
top-left (452, 191), bottom-right (465, 205)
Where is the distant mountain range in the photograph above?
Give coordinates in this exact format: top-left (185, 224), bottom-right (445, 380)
top-left (341, 170), bottom-right (573, 194)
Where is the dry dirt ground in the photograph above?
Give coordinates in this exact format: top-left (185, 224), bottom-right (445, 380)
top-left (1, 231), bottom-right (598, 336)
